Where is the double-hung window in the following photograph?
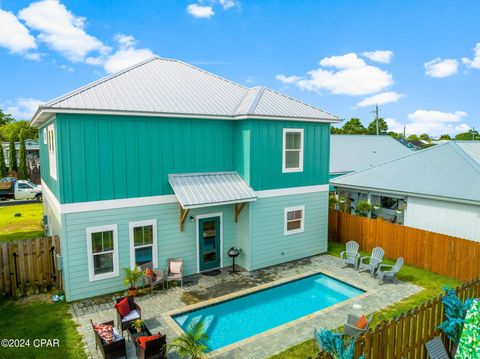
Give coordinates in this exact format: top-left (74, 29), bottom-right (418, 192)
top-left (87, 225), bottom-right (119, 281)
top-left (284, 205), bottom-right (305, 235)
top-left (282, 128), bottom-right (304, 172)
top-left (129, 220), bottom-right (157, 268)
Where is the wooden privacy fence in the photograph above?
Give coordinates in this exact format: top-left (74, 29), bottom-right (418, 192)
top-left (329, 209), bottom-right (480, 281)
top-left (316, 277), bottom-right (480, 359)
top-left (0, 236), bottom-right (61, 298)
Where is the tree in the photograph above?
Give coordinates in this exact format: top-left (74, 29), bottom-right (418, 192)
top-left (18, 129), bottom-right (28, 179)
top-left (341, 118), bottom-right (366, 134)
top-left (8, 131), bottom-right (18, 174)
top-left (419, 133), bottom-right (431, 142)
top-left (330, 126), bottom-right (343, 134)
top-left (367, 118), bottom-right (388, 135)
top-left (0, 145), bottom-right (6, 178)
top-left (168, 319), bottom-right (209, 359)
top-left (439, 134), bottom-right (452, 140)
top-left (388, 131), bottom-right (403, 139)
top-left (0, 109), bottom-right (14, 126)
top-left (0, 120), bottom-right (37, 142)
top-left (455, 129), bottom-right (479, 141)
top-left (407, 134), bottom-right (419, 141)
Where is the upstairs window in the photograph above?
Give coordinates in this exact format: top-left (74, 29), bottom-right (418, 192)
top-left (284, 205), bottom-right (305, 235)
top-left (283, 128), bottom-right (304, 173)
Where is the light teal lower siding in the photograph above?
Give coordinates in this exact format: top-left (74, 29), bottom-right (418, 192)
top-left (250, 191), bottom-right (329, 270)
top-left (60, 190), bottom-right (328, 301)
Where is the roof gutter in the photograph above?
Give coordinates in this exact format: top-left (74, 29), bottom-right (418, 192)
top-left (30, 107), bottom-right (342, 127)
top-left (331, 183), bottom-right (480, 206)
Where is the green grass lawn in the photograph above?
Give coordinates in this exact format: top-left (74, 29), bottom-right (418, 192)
top-left (0, 203), bottom-right (44, 242)
top-left (269, 242), bottom-right (461, 359)
top-left (0, 297), bottom-right (86, 359)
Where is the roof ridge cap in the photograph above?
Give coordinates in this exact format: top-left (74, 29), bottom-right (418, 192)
top-left (449, 142), bottom-right (480, 176)
top-left (246, 86), bottom-right (265, 114)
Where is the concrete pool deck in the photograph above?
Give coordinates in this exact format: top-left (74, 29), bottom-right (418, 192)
top-left (70, 254), bottom-right (421, 358)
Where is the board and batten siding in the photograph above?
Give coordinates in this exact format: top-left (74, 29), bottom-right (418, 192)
top-left (249, 191), bottom-right (329, 270)
top-left (247, 120), bottom-right (330, 191)
top-left (62, 202), bottom-right (241, 301)
top-left (404, 196), bottom-right (480, 242)
top-left (55, 114), bottom-right (236, 204)
top-left (38, 117), bottom-right (60, 199)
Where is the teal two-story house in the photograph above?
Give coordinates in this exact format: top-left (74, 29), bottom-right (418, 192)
top-left (31, 57), bottom-right (340, 301)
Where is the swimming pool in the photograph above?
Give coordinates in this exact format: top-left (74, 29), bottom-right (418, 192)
top-left (172, 273), bottom-right (364, 352)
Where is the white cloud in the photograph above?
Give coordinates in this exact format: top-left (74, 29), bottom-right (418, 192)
top-left (462, 42), bottom-right (480, 69)
top-left (276, 74), bottom-right (302, 84)
top-left (219, 0), bottom-right (237, 9)
top-left (0, 8), bottom-right (37, 55)
top-left (187, 4), bottom-right (214, 18)
top-left (3, 98), bottom-right (43, 120)
top-left (356, 91), bottom-right (404, 107)
top-left (387, 110), bottom-right (469, 136)
top-left (361, 50), bottom-right (393, 64)
top-left (424, 58), bottom-right (458, 78)
top-left (102, 34), bottom-right (154, 74)
top-left (277, 53), bottom-right (393, 96)
top-left (19, 0), bottom-right (109, 62)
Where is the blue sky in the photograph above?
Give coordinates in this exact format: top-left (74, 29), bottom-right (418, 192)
top-left (0, 0), bottom-right (479, 137)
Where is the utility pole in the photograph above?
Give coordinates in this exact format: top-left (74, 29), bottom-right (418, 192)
top-left (473, 127), bottom-right (476, 141)
top-left (403, 126), bottom-right (406, 139)
top-left (371, 104), bottom-right (381, 135)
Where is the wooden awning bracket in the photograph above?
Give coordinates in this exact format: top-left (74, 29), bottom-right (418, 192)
top-left (179, 205), bottom-right (190, 232)
top-left (234, 203), bottom-right (246, 223)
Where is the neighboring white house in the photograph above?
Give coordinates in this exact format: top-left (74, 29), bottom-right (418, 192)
top-left (2, 139), bottom-right (40, 166)
top-left (331, 141), bottom-right (480, 242)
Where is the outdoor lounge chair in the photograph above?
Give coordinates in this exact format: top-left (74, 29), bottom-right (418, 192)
top-left (115, 296), bottom-right (142, 333)
top-left (137, 333), bottom-right (167, 359)
top-left (340, 241), bottom-right (360, 269)
top-left (358, 247), bottom-right (385, 276)
top-left (425, 336), bottom-right (449, 359)
top-left (139, 262), bottom-right (164, 293)
top-left (343, 314), bottom-right (373, 336)
top-left (91, 319), bottom-right (126, 359)
top-left (377, 257), bottom-right (404, 284)
top-left (166, 258), bottom-right (183, 288)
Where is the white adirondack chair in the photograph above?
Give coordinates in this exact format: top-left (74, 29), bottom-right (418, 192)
top-left (340, 241), bottom-right (360, 269)
top-left (358, 247), bottom-right (384, 276)
top-left (377, 257), bottom-right (404, 284)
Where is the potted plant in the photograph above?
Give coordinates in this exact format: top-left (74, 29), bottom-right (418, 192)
top-left (438, 288), bottom-right (473, 357)
top-left (315, 328), bottom-right (364, 359)
top-left (329, 194), bottom-right (339, 209)
top-left (168, 319), bottom-right (209, 359)
top-left (356, 200), bottom-right (372, 217)
top-left (123, 267), bottom-right (143, 296)
top-left (131, 319), bottom-right (145, 333)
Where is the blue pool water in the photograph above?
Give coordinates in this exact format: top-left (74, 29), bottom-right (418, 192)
top-left (172, 273), bottom-right (364, 351)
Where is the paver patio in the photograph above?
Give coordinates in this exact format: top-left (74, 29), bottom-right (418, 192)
top-left (70, 254), bottom-right (420, 359)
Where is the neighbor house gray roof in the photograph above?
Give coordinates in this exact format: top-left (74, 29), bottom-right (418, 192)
top-left (168, 172), bottom-right (257, 209)
top-left (331, 141), bottom-right (480, 204)
top-left (330, 135), bottom-right (413, 174)
top-left (31, 57), bottom-right (339, 125)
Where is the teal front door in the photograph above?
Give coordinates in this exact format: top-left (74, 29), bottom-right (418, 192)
top-left (198, 216), bottom-right (221, 271)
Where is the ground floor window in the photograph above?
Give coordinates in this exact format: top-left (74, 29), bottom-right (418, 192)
top-left (284, 205), bottom-right (305, 235)
top-left (129, 220), bottom-right (157, 268)
top-left (86, 225), bottom-right (119, 281)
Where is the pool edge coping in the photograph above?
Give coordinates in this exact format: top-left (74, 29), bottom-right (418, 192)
top-left (163, 268), bottom-right (376, 357)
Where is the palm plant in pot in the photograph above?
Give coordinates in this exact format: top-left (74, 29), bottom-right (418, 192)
top-left (131, 319), bottom-right (145, 333)
top-left (168, 319), bottom-right (209, 359)
top-left (123, 267), bottom-right (143, 296)
top-left (438, 288), bottom-right (473, 357)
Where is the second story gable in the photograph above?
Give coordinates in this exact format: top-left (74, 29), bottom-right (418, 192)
top-left (32, 57), bottom-right (339, 204)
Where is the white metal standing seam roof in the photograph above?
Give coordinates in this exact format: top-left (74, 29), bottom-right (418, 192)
top-left (31, 57), bottom-right (340, 125)
top-left (331, 141), bottom-right (480, 204)
top-left (168, 172), bottom-right (257, 209)
top-left (330, 135), bottom-right (413, 174)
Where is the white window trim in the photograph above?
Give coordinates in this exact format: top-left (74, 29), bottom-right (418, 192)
top-left (43, 128), bottom-right (47, 144)
top-left (129, 219), bottom-right (158, 269)
top-left (47, 124), bottom-right (57, 180)
top-left (284, 205), bottom-right (305, 235)
top-left (195, 212), bottom-right (223, 273)
top-left (282, 128), bottom-right (304, 173)
top-left (86, 224), bottom-right (119, 281)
